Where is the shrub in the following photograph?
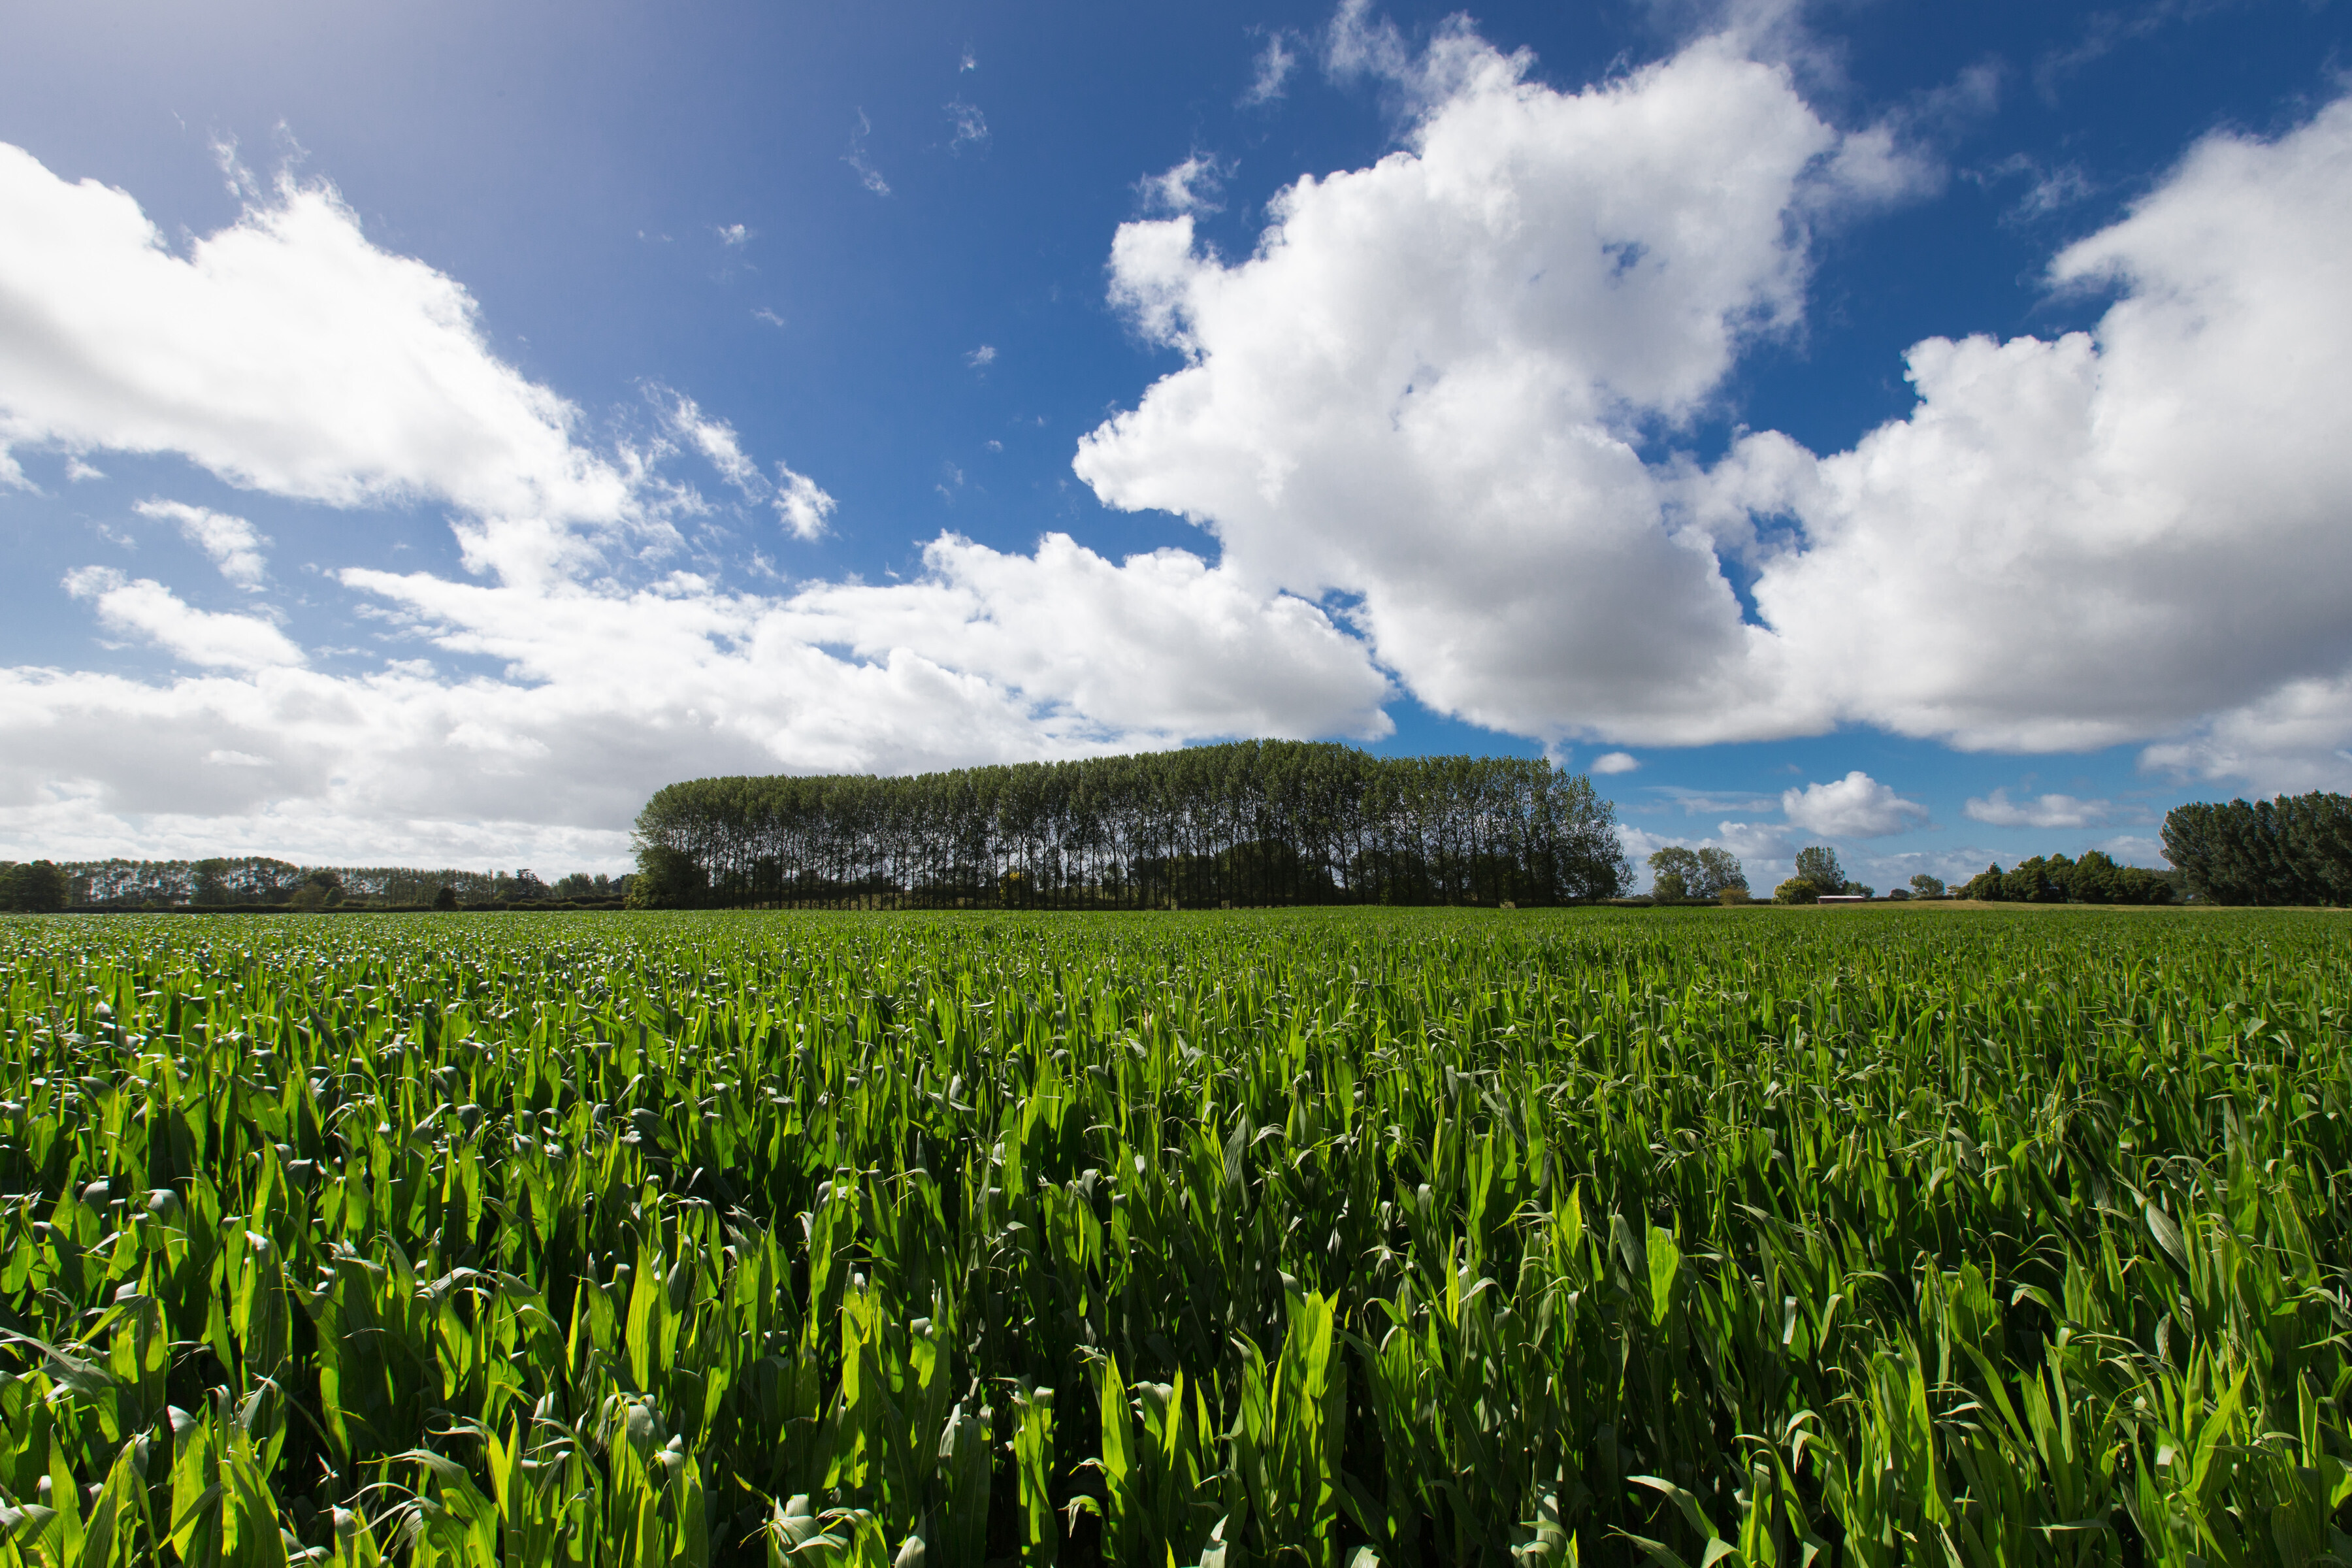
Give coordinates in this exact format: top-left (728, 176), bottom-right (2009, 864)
top-left (1773, 877), bottom-right (1820, 904)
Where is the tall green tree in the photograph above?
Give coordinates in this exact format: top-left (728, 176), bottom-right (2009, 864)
top-left (1648, 845), bottom-right (1746, 900)
top-left (1791, 845), bottom-right (1843, 893)
top-left (0, 859), bottom-right (69, 912)
top-left (632, 741), bottom-right (1631, 909)
top-left (1646, 846), bottom-right (1699, 900)
top-left (2164, 792), bottom-right (2352, 904)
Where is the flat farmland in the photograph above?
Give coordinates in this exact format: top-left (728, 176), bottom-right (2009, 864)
top-left (1, 907), bottom-right (2346, 1567)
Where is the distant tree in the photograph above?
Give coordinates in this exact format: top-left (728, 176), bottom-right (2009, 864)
top-left (1792, 847), bottom-right (1844, 894)
top-left (493, 869), bottom-right (550, 902)
top-left (1885, 886), bottom-right (1910, 900)
top-left (1695, 847), bottom-right (1747, 899)
top-left (432, 885), bottom-right (461, 911)
top-left (1772, 877), bottom-right (1820, 904)
top-left (1840, 881), bottom-right (1874, 898)
top-left (1960, 864), bottom-right (2004, 900)
top-left (1910, 873), bottom-right (1946, 898)
top-left (1646, 846), bottom-right (1698, 901)
top-left (1648, 845), bottom-right (1746, 902)
top-left (2114, 865), bottom-right (2175, 904)
top-left (1996, 855), bottom-right (2067, 903)
top-left (0, 860), bottom-right (69, 913)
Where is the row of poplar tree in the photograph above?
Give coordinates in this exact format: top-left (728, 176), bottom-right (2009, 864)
top-left (2161, 791), bottom-right (2352, 905)
top-left (630, 740), bottom-right (1634, 909)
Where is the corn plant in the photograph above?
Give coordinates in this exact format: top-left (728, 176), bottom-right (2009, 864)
top-left (0, 906), bottom-right (2346, 1566)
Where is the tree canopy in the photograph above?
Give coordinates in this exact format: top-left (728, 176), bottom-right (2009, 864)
top-left (1792, 846), bottom-right (1844, 892)
top-left (1959, 850), bottom-right (2173, 905)
top-left (632, 740), bottom-right (1633, 909)
top-left (0, 860), bottom-right (69, 913)
top-left (1646, 845), bottom-right (1747, 900)
top-left (2162, 792), bottom-right (2352, 905)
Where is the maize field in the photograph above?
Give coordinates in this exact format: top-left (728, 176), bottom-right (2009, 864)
top-left (0, 906), bottom-right (2347, 1567)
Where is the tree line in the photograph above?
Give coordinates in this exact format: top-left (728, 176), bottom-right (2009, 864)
top-left (1959, 850), bottom-right (2176, 904)
top-left (630, 740), bottom-right (1634, 909)
top-left (3, 858), bottom-right (628, 911)
top-left (2162, 791), bottom-right (2352, 905)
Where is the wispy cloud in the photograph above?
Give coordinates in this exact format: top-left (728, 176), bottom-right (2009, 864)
top-left (136, 499), bottom-right (270, 589)
top-left (845, 109), bottom-right (890, 195)
top-left (774, 465), bottom-right (836, 540)
top-left (63, 566), bottom-right (302, 671)
top-left (1241, 29), bottom-right (1300, 106)
top-left (1631, 785), bottom-right (1779, 816)
top-left (945, 99), bottom-right (990, 154)
top-left (1963, 788), bottom-right (2125, 829)
top-left (1139, 154), bottom-right (1228, 216)
top-left (966, 344), bottom-right (998, 368)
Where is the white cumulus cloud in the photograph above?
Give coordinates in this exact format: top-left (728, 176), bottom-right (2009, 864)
top-left (1077, 25), bottom-right (1870, 745)
top-left (1781, 771), bottom-right (1929, 838)
top-left (1725, 95), bottom-right (2352, 760)
top-left (1077, 14), bottom-right (2352, 784)
top-left (0, 144), bottom-right (632, 529)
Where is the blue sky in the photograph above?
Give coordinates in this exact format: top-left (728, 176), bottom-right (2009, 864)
top-left (2, 0), bottom-right (2348, 887)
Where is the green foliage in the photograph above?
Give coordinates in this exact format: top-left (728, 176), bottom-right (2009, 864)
top-left (1644, 847), bottom-right (1746, 903)
top-left (52, 861), bottom-right (623, 911)
top-left (1961, 853), bottom-right (2172, 906)
top-left (2163, 792), bottom-right (2352, 905)
top-left (1791, 847), bottom-right (1843, 894)
top-left (0, 859), bottom-right (69, 912)
top-left (627, 847), bottom-right (709, 909)
top-left (1771, 877), bottom-right (1820, 904)
top-left (1, 906), bottom-right (2349, 1567)
top-left (635, 740), bottom-right (1633, 909)
top-left (1909, 873), bottom-right (1946, 898)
